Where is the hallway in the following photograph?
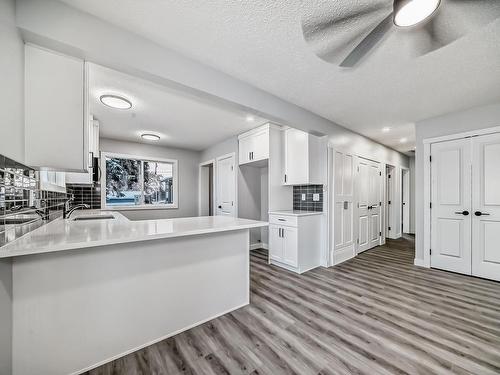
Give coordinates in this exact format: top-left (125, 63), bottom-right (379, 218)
top-left (87, 237), bottom-right (500, 375)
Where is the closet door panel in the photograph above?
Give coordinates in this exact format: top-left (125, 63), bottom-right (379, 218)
top-left (430, 139), bottom-right (472, 275)
top-left (471, 133), bottom-right (500, 281)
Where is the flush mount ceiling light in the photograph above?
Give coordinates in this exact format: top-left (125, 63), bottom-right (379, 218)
top-left (141, 133), bottom-right (160, 141)
top-left (400, 137), bottom-right (408, 143)
top-left (382, 127), bottom-right (392, 133)
top-left (245, 115), bottom-right (255, 122)
top-left (394, 0), bottom-right (441, 27)
top-left (100, 95), bottom-right (132, 110)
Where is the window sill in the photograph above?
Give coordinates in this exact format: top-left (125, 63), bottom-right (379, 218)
top-left (104, 205), bottom-right (178, 211)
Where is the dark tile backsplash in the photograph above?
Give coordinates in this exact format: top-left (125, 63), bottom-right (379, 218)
top-left (293, 185), bottom-right (323, 212)
top-left (0, 154), bottom-right (76, 247)
top-left (67, 184), bottom-right (101, 209)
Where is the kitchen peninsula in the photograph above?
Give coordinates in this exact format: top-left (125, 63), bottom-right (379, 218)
top-left (0, 212), bottom-right (267, 375)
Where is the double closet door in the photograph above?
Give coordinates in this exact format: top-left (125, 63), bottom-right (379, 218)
top-left (431, 133), bottom-right (500, 281)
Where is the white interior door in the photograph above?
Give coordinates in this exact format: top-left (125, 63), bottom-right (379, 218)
top-left (368, 162), bottom-right (381, 249)
top-left (333, 151), bottom-right (354, 254)
top-left (471, 133), bottom-right (500, 281)
top-left (358, 158), bottom-right (381, 253)
top-left (216, 154), bottom-right (236, 217)
top-left (430, 139), bottom-right (472, 275)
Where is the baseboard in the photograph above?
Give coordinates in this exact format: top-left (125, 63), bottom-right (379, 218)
top-left (261, 243), bottom-right (269, 250)
top-left (71, 302), bottom-right (249, 375)
top-left (414, 258), bottom-right (429, 268)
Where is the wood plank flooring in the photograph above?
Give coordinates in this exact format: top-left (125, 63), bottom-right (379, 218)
top-left (85, 237), bottom-right (500, 375)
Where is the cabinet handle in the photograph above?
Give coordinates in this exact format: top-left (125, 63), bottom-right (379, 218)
top-left (284, 174), bottom-right (287, 183)
top-left (88, 151), bottom-right (94, 169)
top-left (278, 218), bottom-right (286, 221)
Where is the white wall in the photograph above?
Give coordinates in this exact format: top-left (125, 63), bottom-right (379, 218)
top-left (100, 138), bottom-right (200, 220)
top-left (239, 165), bottom-right (263, 245)
top-left (1, 0), bottom-right (24, 162)
top-left (414, 102), bottom-right (500, 261)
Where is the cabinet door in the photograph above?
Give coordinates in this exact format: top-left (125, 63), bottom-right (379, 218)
top-left (284, 128), bottom-right (308, 185)
top-left (269, 225), bottom-right (283, 261)
top-left (251, 130), bottom-right (269, 161)
top-left (238, 135), bottom-right (253, 165)
top-left (282, 226), bottom-right (298, 267)
top-left (25, 45), bottom-right (86, 171)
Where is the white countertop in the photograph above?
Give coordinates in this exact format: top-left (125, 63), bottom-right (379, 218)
top-left (0, 211), bottom-right (268, 258)
top-left (268, 210), bottom-right (323, 217)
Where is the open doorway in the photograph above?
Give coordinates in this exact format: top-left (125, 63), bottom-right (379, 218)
top-left (199, 160), bottom-right (215, 216)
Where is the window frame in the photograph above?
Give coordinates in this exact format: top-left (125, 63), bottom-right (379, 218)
top-left (100, 152), bottom-right (179, 210)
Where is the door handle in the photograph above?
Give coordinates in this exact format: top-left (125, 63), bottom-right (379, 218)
top-left (474, 211), bottom-right (490, 216)
top-left (455, 210), bottom-right (469, 216)
top-left (218, 205), bottom-right (222, 209)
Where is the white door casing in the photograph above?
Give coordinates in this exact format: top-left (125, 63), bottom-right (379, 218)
top-left (216, 153), bottom-right (236, 217)
top-left (430, 138), bottom-right (472, 275)
top-left (357, 158), bottom-right (382, 253)
top-left (471, 133), bottom-right (500, 281)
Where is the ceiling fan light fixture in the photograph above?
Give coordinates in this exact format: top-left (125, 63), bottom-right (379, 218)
top-left (393, 0), bottom-right (441, 27)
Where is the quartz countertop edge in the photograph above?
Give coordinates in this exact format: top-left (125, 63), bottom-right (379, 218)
top-left (0, 211), bottom-right (269, 258)
top-left (268, 210), bottom-right (323, 217)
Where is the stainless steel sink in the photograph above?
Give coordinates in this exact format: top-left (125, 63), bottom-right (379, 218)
top-left (72, 215), bottom-right (115, 221)
top-left (4, 217), bottom-right (38, 225)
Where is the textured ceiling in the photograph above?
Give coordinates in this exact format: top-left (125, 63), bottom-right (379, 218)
top-left (60, 0), bottom-right (500, 153)
top-left (89, 64), bottom-right (267, 151)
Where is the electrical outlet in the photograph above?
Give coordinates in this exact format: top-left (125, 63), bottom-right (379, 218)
top-left (313, 193), bottom-right (320, 202)
top-left (301, 193), bottom-right (306, 201)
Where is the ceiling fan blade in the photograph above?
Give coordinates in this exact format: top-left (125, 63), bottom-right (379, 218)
top-left (301, 0), bottom-right (393, 65)
top-left (302, 1), bottom-right (391, 43)
top-left (415, 0), bottom-right (500, 57)
top-left (340, 13), bottom-right (394, 67)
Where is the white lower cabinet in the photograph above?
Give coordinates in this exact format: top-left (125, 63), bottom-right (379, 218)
top-left (269, 212), bottom-right (322, 273)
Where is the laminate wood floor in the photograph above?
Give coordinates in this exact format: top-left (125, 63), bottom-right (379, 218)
top-left (85, 237), bottom-right (500, 375)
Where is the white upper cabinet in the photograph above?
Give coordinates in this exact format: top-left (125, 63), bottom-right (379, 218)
top-left (25, 44), bottom-right (89, 172)
top-left (283, 128), bottom-right (322, 185)
top-left (238, 125), bottom-right (270, 165)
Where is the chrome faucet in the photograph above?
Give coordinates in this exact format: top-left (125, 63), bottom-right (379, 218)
top-left (63, 196), bottom-right (90, 219)
top-left (64, 204), bottom-right (90, 219)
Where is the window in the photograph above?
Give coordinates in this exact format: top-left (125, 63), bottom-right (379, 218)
top-left (102, 153), bottom-right (178, 209)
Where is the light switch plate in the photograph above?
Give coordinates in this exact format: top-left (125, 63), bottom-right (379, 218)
top-left (301, 193), bottom-right (306, 201)
top-left (313, 193), bottom-right (320, 202)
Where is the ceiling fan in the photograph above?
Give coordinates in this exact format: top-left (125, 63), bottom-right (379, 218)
top-left (302, 0), bottom-right (500, 67)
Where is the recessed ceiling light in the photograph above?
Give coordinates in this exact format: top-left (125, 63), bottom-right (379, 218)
top-left (141, 133), bottom-right (160, 141)
top-left (400, 137), bottom-right (408, 143)
top-left (245, 115), bottom-right (255, 122)
top-left (394, 0), bottom-right (441, 27)
top-left (382, 127), bottom-right (391, 133)
top-left (100, 95), bottom-right (132, 110)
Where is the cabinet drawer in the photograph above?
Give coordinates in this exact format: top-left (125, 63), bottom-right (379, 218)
top-left (269, 214), bottom-right (298, 227)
